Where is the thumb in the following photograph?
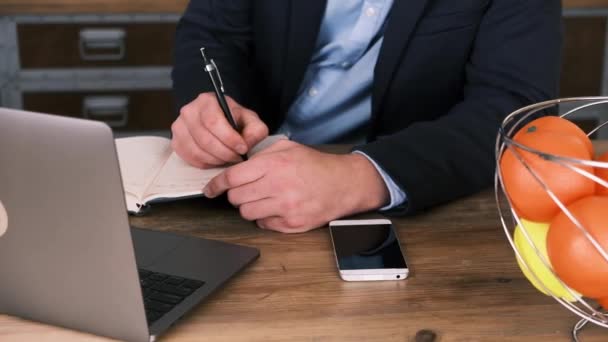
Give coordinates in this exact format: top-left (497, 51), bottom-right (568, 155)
top-left (237, 108), bottom-right (269, 149)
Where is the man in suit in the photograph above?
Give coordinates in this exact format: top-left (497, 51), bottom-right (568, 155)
top-left (171, 0), bottom-right (562, 233)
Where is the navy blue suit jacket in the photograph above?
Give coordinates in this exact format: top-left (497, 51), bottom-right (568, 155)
top-left (172, 0), bottom-right (562, 215)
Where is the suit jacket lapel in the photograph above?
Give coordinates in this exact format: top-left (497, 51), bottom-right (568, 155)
top-left (280, 0), bottom-right (327, 114)
top-left (373, 0), bottom-right (430, 117)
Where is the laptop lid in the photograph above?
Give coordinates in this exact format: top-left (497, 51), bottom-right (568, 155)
top-left (0, 108), bottom-right (149, 342)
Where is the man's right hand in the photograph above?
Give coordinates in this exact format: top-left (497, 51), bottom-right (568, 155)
top-left (171, 92), bottom-right (269, 169)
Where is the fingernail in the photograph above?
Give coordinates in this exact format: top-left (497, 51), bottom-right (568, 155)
top-left (236, 144), bottom-right (247, 154)
top-left (203, 186), bottom-right (214, 198)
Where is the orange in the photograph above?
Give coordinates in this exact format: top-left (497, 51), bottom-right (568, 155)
top-left (513, 116), bottom-right (594, 157)
top-left (595, 151), bottom-right (608, 195)
top-left (547, 196), bottom-right (608, 299)
top-left (499, 117), bottom-right (594, 221)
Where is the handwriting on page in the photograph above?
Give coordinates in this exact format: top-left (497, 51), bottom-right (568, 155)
top-left (146, 153), bottom-right (224, 195)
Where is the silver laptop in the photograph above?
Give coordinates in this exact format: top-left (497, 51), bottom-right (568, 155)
top-left (0, 108), bottom-right (260, 342)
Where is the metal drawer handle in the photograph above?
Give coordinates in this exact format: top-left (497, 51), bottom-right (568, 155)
top-left (79, 28), bottom-right (126, 61)
top-left (83, 95), bottom-right (129, 128)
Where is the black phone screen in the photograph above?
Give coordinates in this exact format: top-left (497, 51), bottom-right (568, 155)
top-left (330, 223), bottom-right (407, 270)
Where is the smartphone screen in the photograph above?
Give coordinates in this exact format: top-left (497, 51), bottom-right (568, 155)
top-left (330, 223), bottom-right (407, 270)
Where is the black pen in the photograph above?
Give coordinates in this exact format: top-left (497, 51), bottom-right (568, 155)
top-left (200, 47), bottom-right (248, 161)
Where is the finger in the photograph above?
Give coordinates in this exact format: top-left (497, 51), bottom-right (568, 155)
top-left (256, 217), bottom-right (315, 234)
top-left (171, 133), bottom-right (225, 168)
top-left (182, 109), bottom-right (242, 164)
top-left (171, 119), bottom-right (225, 168)
top-left (238, 198), bottom-right (283, 221)
top-left (226, 177), bottom-right (273, 206)
top-left (204, 157), bottom-right (268, 198)
top-left (200, 105), bottom-right (249, 155)
top-left (237, 108), bottom-right (269, 148)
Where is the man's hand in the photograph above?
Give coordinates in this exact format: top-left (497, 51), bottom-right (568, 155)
top-left (171, 93), bottom-right (269, 168)
top-left (203, 140), bottom-right (390, 233)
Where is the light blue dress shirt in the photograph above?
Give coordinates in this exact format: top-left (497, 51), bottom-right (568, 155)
top-left (279, 0), bottom-right (406, 210)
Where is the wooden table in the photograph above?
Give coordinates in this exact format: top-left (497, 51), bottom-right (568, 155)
top-left (1, 186), bottom-right (607, 341)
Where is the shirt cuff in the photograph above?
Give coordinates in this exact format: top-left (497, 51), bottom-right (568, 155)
top-left (352, 151), bottom-right (407, 211)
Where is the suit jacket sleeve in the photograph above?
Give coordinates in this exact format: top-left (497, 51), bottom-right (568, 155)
top-left (355, 0), bottom-right (563, 215)
top-left (172, 0), bottom-right (253, 112)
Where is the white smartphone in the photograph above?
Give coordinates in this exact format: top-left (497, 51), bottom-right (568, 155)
top-left (329, 219), bottom-right (409, 281)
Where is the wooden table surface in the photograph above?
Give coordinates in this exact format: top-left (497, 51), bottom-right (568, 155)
top-left (0, 186), bottom-right (607, 341)
top-left (0, 0), bottom-right (605, 15)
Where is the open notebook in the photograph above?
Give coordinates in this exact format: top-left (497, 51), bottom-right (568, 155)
top-left (115, 135), bottom-right (286, 214)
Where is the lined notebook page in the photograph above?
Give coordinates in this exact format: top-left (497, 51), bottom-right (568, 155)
top-left (115, 136), bottom-right (172, 199)
top-left (143, 152), bottom-right (223, 199)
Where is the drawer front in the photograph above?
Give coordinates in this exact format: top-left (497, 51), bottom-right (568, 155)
top-left (560, 17), bottom-right (605, 97)
top-left (23, 91), bottom-right (176, 131)
top-left (18, 23), bottom-right (176, 68)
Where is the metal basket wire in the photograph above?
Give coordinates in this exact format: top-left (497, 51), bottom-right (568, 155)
top-left (494, 97), bottom-right (608, 341)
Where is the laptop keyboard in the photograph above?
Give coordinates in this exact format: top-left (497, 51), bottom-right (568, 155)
top-left (138, 268), bottom-right (205, 324)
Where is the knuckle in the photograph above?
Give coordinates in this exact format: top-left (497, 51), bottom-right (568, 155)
top-left (280, 194), bottom-right (299, 213)
top-left (180, 150), bottom-right (198, 167)
top-left (239, 205), bottom-right (255, 221)
top-left (187, 146), bottom-right (212, 168)
top-left (230, 101), bottom-right (243, 111)
top-left (171, 120), bottom-right (183, 136)
top-left (242, 108), bottom-right (258, 119)
top-left (205, 182), bottom-right (217, 194)
top-left (187, 145), bottom-right (200, 162)
top-left (204, 114), bottom-right (221, 130)
top-left (198, 92), bottom-right (212, 102)
top-left (284, 216), bottom-right (303, 229)
top-left (268, 176), bottom-right (287, 194)
top-left (180, 106), bottom-right (196, 120)
top-left (253, 122), bottom-right (269, 139)
top-left (178, 106), bottom-right (189, 118)
top-left (227, 189), bottom-right (239, 204)
top-left (273, 153), bottom-right (292, 168)
top-left (198, 131), bottom-right (213, 147)
top-left (224, 168), bottom-right (238, 187)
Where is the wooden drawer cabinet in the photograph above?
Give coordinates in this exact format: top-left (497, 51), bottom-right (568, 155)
top-left (23, 90), bottom-right (175, 131)
top-left (560, 17), bottom-right (606, 97)
top-left (1, 1), bottom-right (608, 137)
top-left (18, 23), bottom-right (176, 68)
top-left (0, 13), bottom-right (179, 133)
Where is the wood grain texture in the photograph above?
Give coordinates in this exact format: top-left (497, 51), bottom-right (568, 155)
top-left (560, 17), bottom-right (606, 97)
top-left (23, 90), bottom-right (175, 131)
top-left (1, 140), bottom-right (607, 342)
top-left (0, 0), bottom-right (190, 14)
top-left (18, 23), bottom-right (176, 68)
top-left (563, 0), bottom-right (608, 8)
top-left (0, 0), bottom-right (605, 15)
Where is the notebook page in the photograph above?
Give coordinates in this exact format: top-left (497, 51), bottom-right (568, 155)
top-left (115, 136), bottom-right (173, 201)
top-left (143, 152), bottom-right (223, 200)
top-left (141, 134), bottom-right (288, 202)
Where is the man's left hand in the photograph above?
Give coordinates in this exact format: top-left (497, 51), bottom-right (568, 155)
top-left (203, 140), bottom-right (390, 233)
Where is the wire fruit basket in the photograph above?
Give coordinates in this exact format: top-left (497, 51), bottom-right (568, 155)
top-left (495, 97), bottom-right (608, 341)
